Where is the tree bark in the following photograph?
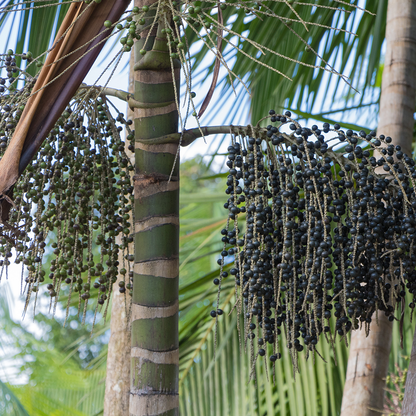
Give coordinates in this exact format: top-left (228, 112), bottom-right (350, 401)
top-left (130, 5), bottom-right (180, 415)
top-left (403, 330), bottom-right (416, 413)
top-left (103, 51), bottom-right (136, 416)
top-left (340, 315), bottom-right (392, 415)
top-left (341, 0), bottom-right (416, 414)
top-left (103, 267), bottom-right (132, 416)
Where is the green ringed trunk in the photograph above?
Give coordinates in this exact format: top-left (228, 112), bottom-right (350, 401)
top-left (130, 6), bottom-right (180, 415)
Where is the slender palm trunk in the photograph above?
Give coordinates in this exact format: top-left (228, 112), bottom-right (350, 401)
top-left (130, 5), bottom-right (180, 415)
top-left (103, 55), bottom-right (135, 416)
top-left (341, 1), bottom-right (416, 414)
top-left (403, 335), bottom-right (416, 413)
top-left (340, 317), bottom-right (392, 415)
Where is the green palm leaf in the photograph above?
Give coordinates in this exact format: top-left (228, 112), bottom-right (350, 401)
top-left (0, 379), bottom-right (31, 416)
top-left (0, 282), bottom-right (107, 416)
top-left (188, 1), bottom-right (386, 125)
top-left (0, 0), bottom-right (71, 75)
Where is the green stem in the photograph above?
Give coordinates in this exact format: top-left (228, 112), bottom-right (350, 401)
top-left (130, 2), bottom-right (180, 415)
top-left (80, 85), bottom-right (175, 109)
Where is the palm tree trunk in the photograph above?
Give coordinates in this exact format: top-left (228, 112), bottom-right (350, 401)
top-left (341, 1), bottom-right (416, 414)
top-left (130, 5), bottom-right (180, 415)
top-left (403, 336), bottom-right (416, 414)
top-left (104, 268), bottom-right (132, 415)
top-left (340, 317), bottom-right (392, 415)
top-left (103, 53), bottom-right (135, 416)
top-left (403, 334), bottom-right (416, 413)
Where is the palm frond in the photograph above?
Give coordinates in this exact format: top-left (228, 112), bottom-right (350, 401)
top-left (179, 288), bottom-right (348, 415)
top-left (188, 0), bottom-right (386, 125)
top-left (0, 379), bottom-right (30, 416)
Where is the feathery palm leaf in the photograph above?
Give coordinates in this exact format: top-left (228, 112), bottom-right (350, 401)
top-left (0, 379), bottom-right (31, 416)
top-left (189, 0), bottom-right (385, 125)
top-left (0, 281), bottom-right (108, 415)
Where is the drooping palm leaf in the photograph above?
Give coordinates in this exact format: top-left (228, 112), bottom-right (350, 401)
top-left (189, 0), bottom-right (386, 125)
top-left (179, 288), bottom-right (349, 416)
top-left (0, 281), bottom-right (108, 416)
top-left (0, 379), bottom-right (30, 416)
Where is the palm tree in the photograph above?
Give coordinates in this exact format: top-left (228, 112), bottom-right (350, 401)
top-left (2, 1), bottom-right (415, 415)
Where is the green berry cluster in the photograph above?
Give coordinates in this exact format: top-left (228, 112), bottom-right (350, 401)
top-left (0, 54), bottom-right (135, 319)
